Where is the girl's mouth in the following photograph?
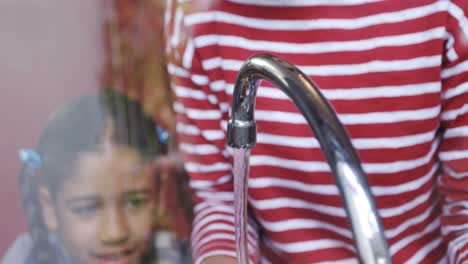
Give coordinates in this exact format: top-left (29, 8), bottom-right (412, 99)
top-left (94, 258), bottom-right (130, 264)
top-left (91, 247), bottom-right (137, 264)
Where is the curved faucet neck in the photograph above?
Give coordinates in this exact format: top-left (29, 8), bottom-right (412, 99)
top-left (227, 53), bottom-right (391, 264)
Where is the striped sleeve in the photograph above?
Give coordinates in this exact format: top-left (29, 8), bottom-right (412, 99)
top-left (439, 1), bottom-right (468, 263)
top-left (164, 2), bottom-right (260, 263)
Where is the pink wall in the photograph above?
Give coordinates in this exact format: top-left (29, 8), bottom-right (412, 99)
top-left (0, 0), bottom-right (103, 255)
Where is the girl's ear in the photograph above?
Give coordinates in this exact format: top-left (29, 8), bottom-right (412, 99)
top-left (38, 186), bottom-right (58, 231)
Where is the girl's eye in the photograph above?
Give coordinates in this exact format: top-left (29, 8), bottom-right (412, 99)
top-left (70, 203), bottom-right (99, 219)
top-left (127, 196), bottom-right (149, 209)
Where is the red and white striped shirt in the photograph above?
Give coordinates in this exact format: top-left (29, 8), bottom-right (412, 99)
top-left (165, 0), bottom-right (468, 263)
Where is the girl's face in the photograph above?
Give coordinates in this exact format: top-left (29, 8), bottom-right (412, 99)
top-left (41, 144), bottom-right (156, 264)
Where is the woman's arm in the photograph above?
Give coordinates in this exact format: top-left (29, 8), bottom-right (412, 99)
top-left (164, 2), bottom-right (260, 263)
top-left (438, 1), bottom-right (468, 263)
top-left (203, 256), bottom-right (237, 264)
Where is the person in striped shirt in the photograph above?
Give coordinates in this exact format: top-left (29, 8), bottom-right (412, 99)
top-left (165, 0), bottom-right (468, 263)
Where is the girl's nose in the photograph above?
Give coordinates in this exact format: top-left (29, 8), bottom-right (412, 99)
top-left (98, 207), bottom-right (130, 245)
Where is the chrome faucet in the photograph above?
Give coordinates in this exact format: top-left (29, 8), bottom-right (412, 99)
top-left (227, 54), bottom-right (391, 264)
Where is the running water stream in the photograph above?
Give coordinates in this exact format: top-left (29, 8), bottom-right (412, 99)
top-left (233, 148), bottom-right (250, 264)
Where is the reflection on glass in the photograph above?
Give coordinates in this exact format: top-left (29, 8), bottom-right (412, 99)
top-left (6, 90), bottom-right (189, 264)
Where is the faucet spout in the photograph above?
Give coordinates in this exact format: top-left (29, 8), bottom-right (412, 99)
top-left (227, 54), bottom-right (391, 264)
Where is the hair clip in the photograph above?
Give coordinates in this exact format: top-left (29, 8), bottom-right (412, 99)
top-left (156, 125), bottom-right (170, 144)
top-left (19, 148), bottom-right (42, 169)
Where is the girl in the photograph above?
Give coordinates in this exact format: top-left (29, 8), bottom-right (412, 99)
top-left (16, 89), bottom-right (167, 264)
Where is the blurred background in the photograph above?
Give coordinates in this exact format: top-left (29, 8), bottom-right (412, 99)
top-left (0, 0), bottom-right (191, 261)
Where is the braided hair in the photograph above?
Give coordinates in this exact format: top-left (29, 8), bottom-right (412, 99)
top-left (18, 89), bottom-right (167, 263)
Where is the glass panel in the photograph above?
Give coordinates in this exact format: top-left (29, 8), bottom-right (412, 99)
top-left (1, 1), bottom-right (192, 263)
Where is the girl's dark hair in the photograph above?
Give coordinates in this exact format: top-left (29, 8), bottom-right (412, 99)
top-left (19, 89), bottom-right (166, 263)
